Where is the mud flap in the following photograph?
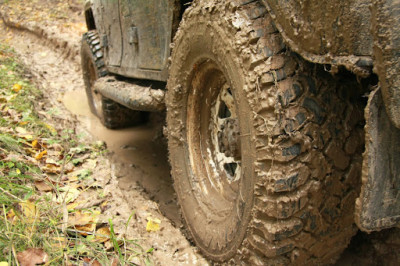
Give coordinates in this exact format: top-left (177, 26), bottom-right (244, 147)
top-left (355, 87), bottom-right (400, 232)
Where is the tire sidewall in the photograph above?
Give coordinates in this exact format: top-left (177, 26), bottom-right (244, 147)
top-left (81, 33), bottom-right (103, 120)
top-left (167, 13), bottom-right (256, 260)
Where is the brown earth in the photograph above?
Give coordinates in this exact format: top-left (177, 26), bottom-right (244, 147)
top-left (0, 0), bottom-right (399, 265)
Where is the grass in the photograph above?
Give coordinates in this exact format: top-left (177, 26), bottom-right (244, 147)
top-left (0, 42), bottom-right (153, 265)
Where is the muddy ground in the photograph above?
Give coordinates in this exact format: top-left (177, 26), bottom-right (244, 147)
top-left (0, 1), bottom-right (399, 265)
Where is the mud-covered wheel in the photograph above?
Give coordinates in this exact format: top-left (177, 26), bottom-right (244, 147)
top-left (81, 30), bottom-right (146, 129)
top-left (166, 1), bottom-right (365, 264)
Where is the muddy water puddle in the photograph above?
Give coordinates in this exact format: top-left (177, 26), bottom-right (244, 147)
top-left (62, 89), bottom-right (181, 225)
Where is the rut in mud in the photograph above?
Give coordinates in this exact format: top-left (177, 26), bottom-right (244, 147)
top-left (0, 1), bottom-right (399, 264)
top-left (0, 21), bottom-right (208, 266)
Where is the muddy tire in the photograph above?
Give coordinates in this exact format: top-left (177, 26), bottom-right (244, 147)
top-left (166, 1), bottom-right (365, 264)
top-left (81, 31), bottom-right (146, 129)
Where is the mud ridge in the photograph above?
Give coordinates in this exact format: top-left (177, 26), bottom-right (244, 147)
top-left (0, 9), bottom-right (80, 64)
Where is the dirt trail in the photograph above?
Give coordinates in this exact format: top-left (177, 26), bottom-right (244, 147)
top-left (0, 20), bottom-right (207, 266)
top-left (1, 1), bottom-right (399, 265)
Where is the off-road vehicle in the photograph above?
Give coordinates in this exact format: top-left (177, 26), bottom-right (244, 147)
top-left (81, 0), bottom-right (400, 264)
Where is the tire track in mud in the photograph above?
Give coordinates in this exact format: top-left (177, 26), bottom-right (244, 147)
top-left (0, 16), bottom-right (208, 266)
top-left (1, 8), bottom-right (399, 265)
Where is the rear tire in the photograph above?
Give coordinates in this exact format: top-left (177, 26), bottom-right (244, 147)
top-left (166, 1), bottom-right (365, 264)
top-left (81, 31), bottom-right (146, 129)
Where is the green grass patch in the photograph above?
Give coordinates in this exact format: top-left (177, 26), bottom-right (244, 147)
top-left (0, 41), bottom-right (153, 265)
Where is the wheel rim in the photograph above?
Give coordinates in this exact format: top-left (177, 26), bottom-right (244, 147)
top-left (87, 59), bottom-right (103, 117)
top-left (186, 60), bottom-right (242, 225)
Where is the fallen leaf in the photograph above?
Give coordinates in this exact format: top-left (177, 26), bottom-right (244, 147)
top-left (12, 83), bottom-right (22, 93)
top-left (0, 262), bottom-right (9, 266)
top-left (22, 135), bottom-right (33, 140)
top-left (68, 210), bottom-right (100, 235)
top-left (6, 208), bottom-right (16, 223)
top-left (146, 217), bottom-right (161, 232)
top-left (56, 186), bottom-right (80, 203)
top-left (83, 258), bottom-right (101, 266)
top-left (31, 139), bottom-right (39, 149)
top-left (41, 164), bottom-right (61, 174)
top-left (19, 201), bottom-right (38, 223)
top-left (95, 227), bottom-right (111, 243)
top-left (17, 248), bottom-right (48, 266)
top-left (19, 121), bottom-right (29, 126)
top-left (35, 150), bottom-right (47, 160)
top-left (34, 180), bottom-right (53, 192)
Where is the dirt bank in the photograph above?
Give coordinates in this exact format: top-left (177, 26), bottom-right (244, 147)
top-left (0, 0), bottom-right (399, 265)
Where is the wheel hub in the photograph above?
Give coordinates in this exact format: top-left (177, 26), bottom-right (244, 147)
top-left (218, 118), bottom-right (241, 160)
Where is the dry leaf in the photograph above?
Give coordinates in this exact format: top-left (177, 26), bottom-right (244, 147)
top-left (83, 258), bottom-right (101, 266)
top-left (146, 217), bottom-right (161, 232)
top-left (68, 210), bottom-right (100, 227)
top-left (56, 186), bottom-right (80, 203)
top-left (31, 139), bottom-right (39, 149)
top-left (34, 180), bottom-right (53, 192)
top-left (41, 164), bottom-right (61, 174)
top-left (95, 227), bottom-right (110, 243)
top-left (22, 135), bottom-right (33, 140)
top-left (35, 150), bottom-right (47, 160)
top-left (19, 201), bottom-right (38, 223)
top-left (6, 208), bottom-right (16, 223)
top-left (16, 248), bottom-right (48, 266)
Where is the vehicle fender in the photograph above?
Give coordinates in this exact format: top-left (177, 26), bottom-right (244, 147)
top-left (261, 0), bottom-right (373, 76)
top-left (355, 87), bottom-right (400, 232)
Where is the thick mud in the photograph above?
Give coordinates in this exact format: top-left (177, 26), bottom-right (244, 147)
top-left (63, 89), bottom-right (180, 226)
top-left (0, 23), bottom-right (207, 265)
top-left (1, 2), bottom-right (399, 264)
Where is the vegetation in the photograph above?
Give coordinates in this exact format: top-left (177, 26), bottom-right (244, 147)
top-left (0, 43), bottom-right (153, 265)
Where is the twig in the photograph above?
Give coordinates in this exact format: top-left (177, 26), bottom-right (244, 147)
top-left (12, 244), bottom-right (20, 266)
top-left (0, 186), bottom-right (23, 202)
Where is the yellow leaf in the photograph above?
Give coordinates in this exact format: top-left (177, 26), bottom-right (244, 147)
top-left (12, 83), bottom-right (22, 93)
top-left (23, 135), bottom-right (33, 140)
top-left (146, 217), bottom-right (161, 232)
top-left (19, 201), bottom-right (38, 223)
top-left (95, 227), bottom-right (110, 243)
top-left (75, 223), bottom-right (96, 235)
top-left (0, 262), bottom-right (9, 266)
top-left (19, 121), bottom-right (29, 126)
top-left (45, 124), bottom-right (57, 135)
top-left (31, 139), bottom-right (39, 149)
top-left (69, 210), bottom-right (100, 235)
top-left (6, 208), bottom-right (16, 222)
top-left (35, 150), bottom-right (47, 160)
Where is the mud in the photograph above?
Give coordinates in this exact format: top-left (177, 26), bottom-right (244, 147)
top-left (0, 1), bottom-right (399, 264)
top-left (0, 21), bottom-right (206, 265)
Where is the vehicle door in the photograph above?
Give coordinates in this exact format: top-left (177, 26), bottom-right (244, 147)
top-left (119, 0), bottom-right (172, 74)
